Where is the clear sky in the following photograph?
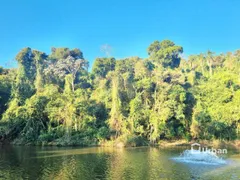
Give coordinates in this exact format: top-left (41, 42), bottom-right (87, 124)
top-left (0, 0), bottom-right (239, 67)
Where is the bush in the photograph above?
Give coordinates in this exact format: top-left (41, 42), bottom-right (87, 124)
top-left (116, 134), bottom-right (148, 147)
top-left (96, 126), bottom-right (110, 140)
top-left (55, 133), bottom-right (97, 146)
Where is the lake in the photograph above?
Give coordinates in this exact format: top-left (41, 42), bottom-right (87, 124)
top-left (0, 145), bottom-right (239, 180)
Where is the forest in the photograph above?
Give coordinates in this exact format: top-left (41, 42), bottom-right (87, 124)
top-left (0, 40), bottom-right (239, 146)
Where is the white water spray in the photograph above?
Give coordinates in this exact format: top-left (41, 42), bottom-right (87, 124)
top-left (172, 149), bottom-right (227, 165)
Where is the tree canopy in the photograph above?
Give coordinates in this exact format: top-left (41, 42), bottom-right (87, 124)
top-left (0, 40), bottom-right (239, 146)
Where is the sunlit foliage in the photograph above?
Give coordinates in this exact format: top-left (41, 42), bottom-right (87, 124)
top-left (0, 40), bottom-right (239, 145)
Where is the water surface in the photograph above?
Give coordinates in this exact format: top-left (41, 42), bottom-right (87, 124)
top-left (0, 145), bottom-right (239, 180)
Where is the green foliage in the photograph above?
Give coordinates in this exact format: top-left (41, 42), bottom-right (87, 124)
top-left (49, 47), bottom-right (83, 60)
top-left (1, 40), bottom-right (240, 146)
top-left (0, 69), bottom-right (13, 118)
top-left (92, 57), bottom-right (116, 78)
top-left (147, 40), bottom-right (183, 68)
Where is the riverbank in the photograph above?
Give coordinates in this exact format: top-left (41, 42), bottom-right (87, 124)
top-left (7, 140), bottom-right (240, 151)
top-left (1, 135), bottom-right (240, 150)
top-left (158, 139), bottom-right (240, 150)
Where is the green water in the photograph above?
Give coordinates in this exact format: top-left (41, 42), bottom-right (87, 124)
top-left (0, 146), bottom-right (239, 180)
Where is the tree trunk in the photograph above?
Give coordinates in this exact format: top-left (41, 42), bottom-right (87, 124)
top-left (207, 59), bottom-right (213, 77)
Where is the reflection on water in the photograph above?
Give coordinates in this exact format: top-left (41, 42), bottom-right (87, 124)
top-left (0, 145), bottom-right (239, 180)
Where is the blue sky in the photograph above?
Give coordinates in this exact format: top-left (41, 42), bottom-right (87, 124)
top-left (0, 0), bottom-right (239, 68)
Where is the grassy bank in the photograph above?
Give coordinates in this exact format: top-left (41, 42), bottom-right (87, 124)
top-left (1, 131), bottom-right (239, 150)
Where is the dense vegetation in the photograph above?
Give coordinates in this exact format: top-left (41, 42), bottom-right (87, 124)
top-left (0, 40), bottom-right (239, 146)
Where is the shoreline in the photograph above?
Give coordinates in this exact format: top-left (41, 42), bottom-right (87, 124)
top-left (158, 140), bottom-right (240, 150)
top-left (1, 139), bottom-right (240, 150)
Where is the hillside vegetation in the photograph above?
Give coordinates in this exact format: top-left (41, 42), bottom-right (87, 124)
top-left (0, 40), bottom-right (239, 146)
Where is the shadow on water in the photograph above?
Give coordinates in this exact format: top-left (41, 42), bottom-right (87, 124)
top-left (0, 145), bottom-right (239, 180)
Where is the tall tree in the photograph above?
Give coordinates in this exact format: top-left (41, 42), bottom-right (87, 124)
top-left (92, 57), bottom-right (116, 78)
top-left (147, 40), bottom-right (183, 68)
